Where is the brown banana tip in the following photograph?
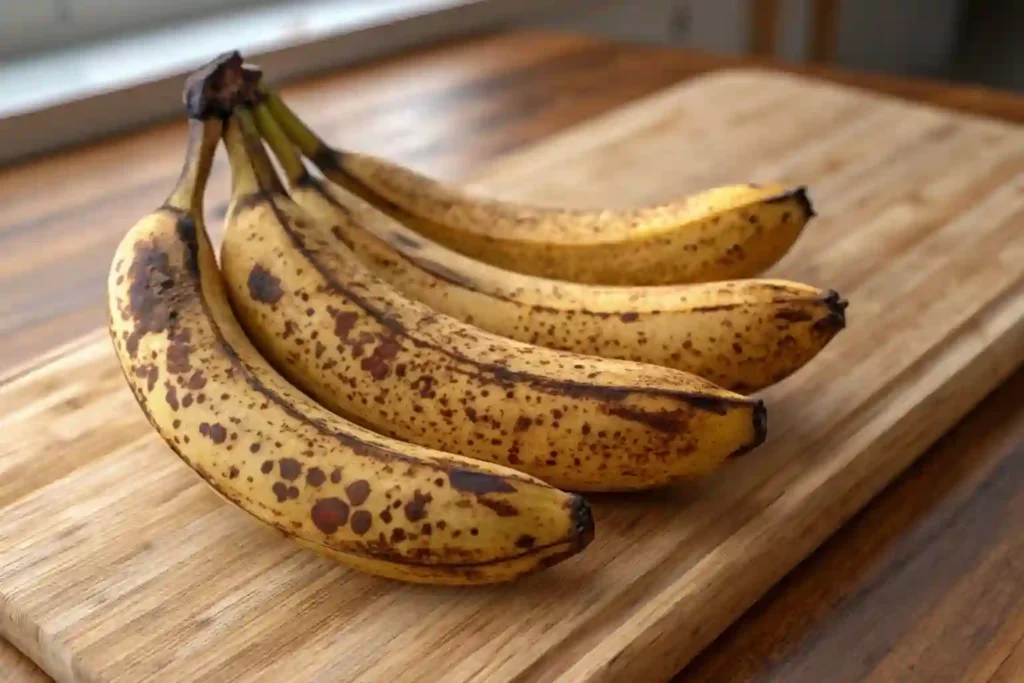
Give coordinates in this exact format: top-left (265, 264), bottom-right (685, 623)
top-left (729, 399), bottom-right (768, 459)
top-left (823, 289), bottom-right (849, 312)
top-left (815, 289), bottom-right (848, 333)
top-left (183, 51), bottom-right (262, 119)
top-left (570, 496), bottom-right (596, 551)
top-left (794, 186), bottom-right (816, 219)
top-left (762, 186), bottom-right (815, 218)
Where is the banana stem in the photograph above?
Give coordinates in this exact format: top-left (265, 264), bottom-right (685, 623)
top-left (240, 107), bottom-right (287, 194)
top-left (253, 101), bottom-right (307, 187)
top-left (225, 107), bottom-right (288, 197)
top-left (166, 117), bottom-right (222, 214)
top-left (224, 115), bottom-right (262, 198)
top-left (259, 84), bottom-right (331, 163)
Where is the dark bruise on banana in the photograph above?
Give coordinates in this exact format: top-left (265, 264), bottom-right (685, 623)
top-left (218, 109), bottom-right (767, 493)
top-left (106, 57), bottom-right (595, 584)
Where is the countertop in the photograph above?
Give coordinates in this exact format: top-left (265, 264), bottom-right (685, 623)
top-left (2, 31), bottom-right (1023, 683)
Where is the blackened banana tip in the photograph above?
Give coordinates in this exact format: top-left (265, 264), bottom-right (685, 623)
top-left (729, 399), bottom-right (768, 459)
top-left (763, 186), bottom-right (815, 219)
top-left (817, 289), bottom-right (848, 332)
top-left (570, 496), bottom-right (596, 550)
top-left (794, 186), bottom-right (816, 219)
top-left (752, 399), bottom-right (768, 446)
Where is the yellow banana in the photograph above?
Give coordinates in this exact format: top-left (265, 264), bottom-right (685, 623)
top-left (108, 100), bottom-right (592, 585)
top-left (219, 107), bottom-right (766, 492)
top-left (260, 86), bottom-right (813, 286)
top-left (254, 99), bottom-right (846, 393)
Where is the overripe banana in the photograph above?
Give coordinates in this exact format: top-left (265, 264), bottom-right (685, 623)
top-left (260, 87), bottom-right (814, 286)
top-left (108, 78), bottom-right (593, 584)
top-left (218, 106), bottom-right (766, 492)
top-left (253, 97), bottom-right (846, 393)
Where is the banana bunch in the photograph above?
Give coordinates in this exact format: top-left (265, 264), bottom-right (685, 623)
top-left (106, 53), bottom-right (847, 585)
top-left (271, 93), bottom-right (813, 287)
top-left (253, 82), bottom-right (844, 393)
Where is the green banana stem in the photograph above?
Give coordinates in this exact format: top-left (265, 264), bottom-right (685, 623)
top-left (258, 83), bottom-right (332, 162)
top-left (258, 83), bottom-right (392, 207)
top-left (253, 101), bottom-right (307, 186)
top-left (225, 107), bottom-right (287, 196)
top-left (223, 115), bottom-right (261, 198)
top-left (166, 117), bottom-right (222, 215)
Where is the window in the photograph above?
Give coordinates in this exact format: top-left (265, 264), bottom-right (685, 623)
top-left (0, 0), bottom-right (285, 58)
top-left (0, 0), bottom-right (581, 163)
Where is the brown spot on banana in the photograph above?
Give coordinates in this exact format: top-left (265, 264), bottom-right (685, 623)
top-left (328, 307), bottom-right (359, 341)
top-left (311, 497), bottom-right (350, 533)
top-left (404, 491), bottom-right (432, 522)
top-left (248, 264), bottom-right (284, 304)
top-left (165, 329), bottom-right (193, 375)
top-left (134, 364), bottom-right (159, 392)
top-left (278, 458), bottom-right (302, 481)
top-left (123, 228), bottom-right (182, 358)
top-left (516, 534), bottom-right (536, 549)
top-left (478, 499), bottom-right (519, 517)
top-left (345, 479), bottom-right (371, 505)
top-left (272, 482), bottom-right (299, 502)
top-left (198, 422), bottom-right (228, 444)
top-left (306, 467), bottom-right (326, 487)
top-left (350, 510), bottom-right (373, 535)
top-left (774, 309), bottom-right (814, 323)
top-left (447, 469), bottom-right (517, 496)
top-left (360, 335), bottom-right (401, 380)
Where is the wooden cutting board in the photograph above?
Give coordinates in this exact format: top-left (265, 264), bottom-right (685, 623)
top-left (3, 69), bottom-right (1024, 683)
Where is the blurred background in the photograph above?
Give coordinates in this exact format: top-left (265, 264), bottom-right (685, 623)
top-left (1, 0), bottom-right (1022, 163)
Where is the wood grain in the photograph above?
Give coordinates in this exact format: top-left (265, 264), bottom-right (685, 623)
top-left (1, 63), bottom-right (1024, 682)
top-left (682, 365), bottom-right (1024, 682)
top-left (0, 650), bottom-right (49, 683)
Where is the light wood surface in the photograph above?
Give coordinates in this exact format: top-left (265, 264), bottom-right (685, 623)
top-left (682, 365), bottom-right (1024, 681)
top-left (2, 65), bottom-right (1024, 682)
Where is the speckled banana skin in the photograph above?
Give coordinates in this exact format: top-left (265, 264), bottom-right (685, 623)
top-left (252, 104), bottom-right (845, 393)
top-left (260, 89), bottom-right (813, 286)
top-left (219, 109), bottom-right (767, 492)
top-left (108, 117), bottom-right (593, 585)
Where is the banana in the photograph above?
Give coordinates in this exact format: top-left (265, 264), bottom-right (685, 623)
top-left (218, 106), bottom-right (766, 492)
top-left (253, 98), bottom-right (846, 393)
top-left (260, 86), bottom-right (814, 286)
top-left (108, 92), bottom-right (593, 584)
